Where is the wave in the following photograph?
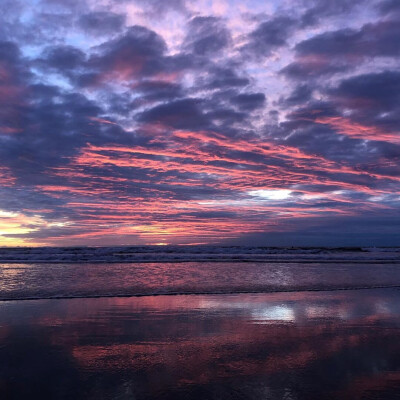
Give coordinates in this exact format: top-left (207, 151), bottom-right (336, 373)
top-left (2, 284), bottom-right (400, 302)
top-left (0, 245), bottom-right (399, 263)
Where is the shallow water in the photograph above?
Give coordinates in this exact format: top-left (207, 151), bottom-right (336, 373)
top-left (1, 289), bottom-right (400, 399)
top-left (1, 262), bottom-right (400, 300)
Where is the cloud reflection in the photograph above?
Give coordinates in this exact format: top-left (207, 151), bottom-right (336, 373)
top-left (1, 289), bottom-right (400, 398)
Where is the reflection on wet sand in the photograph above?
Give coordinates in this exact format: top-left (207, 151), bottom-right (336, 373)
top-left (1, 289), bottom-right (400, 399)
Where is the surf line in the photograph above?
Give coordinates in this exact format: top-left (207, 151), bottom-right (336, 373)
top-left (1, 284), bottom-right (400, 302)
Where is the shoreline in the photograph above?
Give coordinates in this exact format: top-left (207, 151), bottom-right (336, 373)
top-left (2, 284), bottom-right (400, 303)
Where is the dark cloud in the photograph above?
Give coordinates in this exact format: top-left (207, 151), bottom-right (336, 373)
top-left (137, 98), bottom-right (208, 130)
top-left (243, 16), bottom-right (297, 57)
top-left (230, 93), bottom-right (266, 111)
top-left (202, 66), bottom-right (250, 89)
top-left (182, 211), bottom-right (238, 219)
top-left (0, 73), bottom-right (138, 187)
top-left (134, 80), bottom-right (183, 101)
top-left (40, 0), bottom-right (87, 12)
top-left (78, 12), bottom-right (126, 35)
top-left (281, 60), bottom-right (347, 79)
top-left (297, 21), bottom-right (400, 57)
top-left (184, 16), bottom-right (231, 56)
top-left (95, 25), bottom-right (166, 61)
top-left (38, 45), bottom-right (86, 72)
top-left (77, 26), bottom-right (193, 88)
top-left (329, 71), bottom-right (400, 136)
top-left (378, 0), bottom-right (400, 15)
top-left (283, 85), bottom-right (313, 106)
top-left (301, 0), bottom-right (366, 26)
top-left (282, 20), bottom-right (400, 78)
top-left (0, 40), bottom-right (22, 68)
top-left (207, 108), bottom-right (247, 124)
top-left (76, 26), bottom-right (167, 86)
top-left (329, 70), bottom-right (400, 135)
top-left (277, 70), bottom-right (400, 174)
top-left (224, 213), bottom-right (400, 247)
top-left (331, 70), bottom-right (400, 111)
top-left (132, 0), bottom-right (187, 17)
top-left (0, 41), bottom-right (31, 136)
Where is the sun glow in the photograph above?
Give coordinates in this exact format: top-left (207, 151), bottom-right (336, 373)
top-left (0, 209), bottom-right (70, 246)
top-left (248, 189), bottom-right (292, 200)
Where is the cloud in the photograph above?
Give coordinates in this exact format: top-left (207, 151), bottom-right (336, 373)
top-left (203, 66), bottom-right (250, 89)
top-left (301, 0), bottom-right (367, 26)
top-left (1, 0), bottom-right (400, 245)
top-left (130, 0), bottom-right (188, 18)
top-left (78, 12), bottom-right (126, 35)
top-left (88, 26), bottom-right (166, 81)
top-left (138, 98), bottom-right (208, 130)
top-left (38, 45), bottom-right (86, 72)
top-left (40, 0), bottom-right (87, 12)
top-left (242, 16), bottom-right (298, 58)
top-left (378, 0), bottom-right (400, 16)
top-left (230, 92), bottom-right (266, 111)
top-left (283, 84), bottom-right (313, 106)
top-left (331, 70), bottom-right (400, 112)
top-left (297, 21), bottom-right (400, 58)
top-left (282, 19), bottom-right (400, 78)
top-left (183, 16), bottom-right (231, 56)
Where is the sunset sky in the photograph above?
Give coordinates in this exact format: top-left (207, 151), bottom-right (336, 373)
top-left (0, 0), bottom-right (399, 246)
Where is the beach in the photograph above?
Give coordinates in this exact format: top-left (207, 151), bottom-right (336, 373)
top-left (1, 288), bottom-right (400, 399)
top-left (1, 249), bottom-right (400, 399)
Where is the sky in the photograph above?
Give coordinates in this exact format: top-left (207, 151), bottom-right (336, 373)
top-left (0, 0), bottom-right (399, 247)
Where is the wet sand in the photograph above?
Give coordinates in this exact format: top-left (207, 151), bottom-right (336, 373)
top-left (1, 288), bottom-right (400, 399)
